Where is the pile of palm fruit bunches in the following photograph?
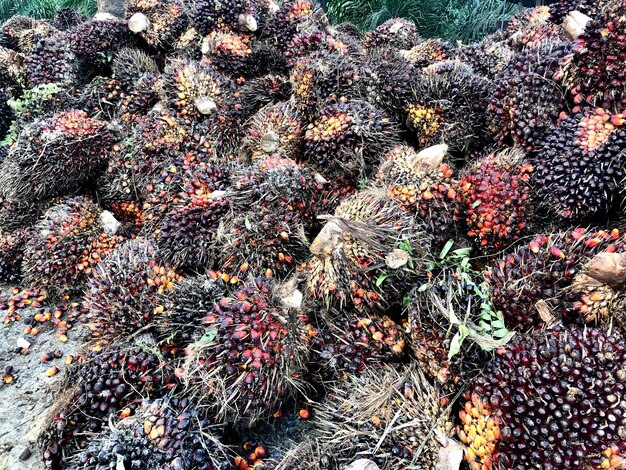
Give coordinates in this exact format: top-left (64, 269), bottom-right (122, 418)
top-left (1, 0), bottom-right (626, 468)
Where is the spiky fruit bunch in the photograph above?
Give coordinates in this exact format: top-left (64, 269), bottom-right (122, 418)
top-left (244, 103), bottom-right (302, 161)
top-left (0, 46), bottom-right (25, 89)
top-left (406, 63), bottom-right (491, 154)
top-left (126, 0), bottom-right (189, 48)
top-left (11, 20), bottom-right (58, 54)
top-left (284, 30), bottom-right (348, 67)
top-left (22, 197), bottom-right (123, 297)
top-left (401, 38), bottom-right (451, 67)
top-left (202, 30), bottom-right (252, 77)
top-left (289, 52), bottom-right (362, 119)
top-left (457, 148), bottom-right (533, 251)
top-left (548, 0), bottom-right (600, 23)
top-left (314, 365), bottom-right (454, 469)
top-left (0, 110), bottom-right (111, 202)
top-left (485, 227), bottom-right (626, 330)
top-left (565, 5), bottom-right (626, 111)
top-left (1, 16), bottom-right (38, 49)
top-left (0, 227), bottom-right (29, 283)
top-left (69, 396), bottom-right (229, 470)
top-left (238, 73), bottom-right (291, 118)
top-left (360, 47), bottom-right (415, 117)
top-left (187, 0), bottom-right (259, 36)
top-left (162, 58), bottom-right (238, 121)
top-left (39, 343), bottom-right (172, 469)
top-left (24, 33), bottom-right (75, 86)
top-left (307, 188), bottom-right (428, 311)
top-left (0, 193), bottom-right (49, 232)
top-left (156, 272), bottom-right (235, 348)
top-left (118, 73), bottom-right (161, 123)
top-left (84, 239), bottom-right (182, 337)
top-left (112, 47), bottom-right (159, 91)
top-left (363, 18), bottom-right (419, 50)
top-left (261, 0), bottom-right (315, 51)
top-left (310, 309), bottom-right (406, 379)
top-left (302, 100), bottom-right (399, 182)
top-left (0, 88), bottom-right (13, 140)
top-left (455, 34), bottom-right (513, 80)
top-left (532, 108), bottom-right (626, 222)
top-left (460, 326), bottom-right (626, 469)
top-left (488, 40), bottom-right (569, 150)
top-left (506, 6), bottom-right (563, 50)
top-left (52, 8), bottom-right (87, 31)
top-left (69, 18), bottom-right (130, 65)
top-left (376, 144), bottom-right (457, 245)
top-left (182, 278), bottom-right (311, 426)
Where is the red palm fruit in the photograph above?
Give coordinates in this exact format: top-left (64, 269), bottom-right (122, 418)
top-left (188, 0), bottom-right (259, 37)
top-left (126, 0), bottom-right (189, 48)
top-left (69, 18), bottom-right (131, 66)
top-left (401, 38), bottom-right (451, 68)
top-left (24, 32), bottom-right (76, 87)
top-left (457, 148), bottom-right (533, 251)
top-left (284, 30), bottom-right (348, 67)
top-left (202, 30), bottom-right (253, 78)
top-left (261, 0), bottom-right (315, 52)
top-left (506, 6), bottom-right (564, 50)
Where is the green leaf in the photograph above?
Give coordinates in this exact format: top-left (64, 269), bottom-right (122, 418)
top-left (418, 283), bottom-right (431, 292)
top-left (472, 200), bottom-right (482, 208)
top-left (201, 327), bottom-right (218, 343)
top-left (439, 240), bottom-right (454, 259)
top-left (375, 272), bottom-right (389, 287)
top-left (402, 294), bottom-right (411, 308)
top-left (448, 325), bottom-right (469, 360)
top-left (452, 247), bottom-right (472, 258)
top-left (244, 215), bottom-right (252, 230)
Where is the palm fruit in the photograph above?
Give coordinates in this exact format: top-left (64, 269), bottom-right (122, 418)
top-left (459, 326), bottom-right (626, 469)
top-left (186, 0), bottom-right (259, 37)
top-left (22, 197), bottom-right (123, 298)
top-left (245, 42), bottom-right (290, 78)
top-left (309, 308), bottom-right (406, 380)
top-left (0, 88), bottom-right (13, 140)
top-left (84, 239), bottom-right (182, 337)
top-left (401, 38), bottom-right (452, 68)
top-left (112, 47), bottom-right (159, 91)
top-left (261, 0), bottom-right (315, 51)
top-left (12, 20), bottom-right (58, 54)
top-left (244, 102), bottom-right (302, 162)
top-left (39, 342), bottom-right (172, 469)
top-left (549, 0), bottom-right (600, 23)
top-left (375, 144), bottom-right (457, 246)
top-left (360, 47), bottom-right (416, 118)
top-left (363, 18), bottom-right (420, 50)
top-left (488, 40), bottom-right (569, 150)
top-left (201, 30), bottom-right (253, 78)
top-left (564, 4), bottom-right (626, 111)
top-left (314, 365), bottom-right (454, 469)
top-left (69, 18), bottom-right (131, 67)
top-left (126, 0), bottom-right (189, 48)
top-left (117, 73), bottom-right (161, 124)
top-left (155, 272), bottom-right (235, 348)
top-left (289, 52), bottom-right (362, 120)
top-left (506, 5), bottom-right (564, 50)
top-left (284, 30), bottom-right (348, 67)
top-left (52, 8), bottom-right (87, 31)
top-left (0, 109), bottom-right (111, 202)
top-left (302, 100), bottom-right (399, 183)
top-left (24, 33), bottom-right (76, 87)
top-left (69, 396), bottom-right (230, 470)
top-left (1, 16), bottom-right (37, 49)
top-left (532, 108), bottom-right (626, 223)
top-left (307, 188), bottom-right (428, 311)
top-left (181, 278), bottom-right (311, 426)
top-left (0, 227), bottom-right (30, 283)
top-left (406, 62), bottom-right (491, 155)
top-left (328, 22), bottom-right (365, 55)
top-left (485, 227), bottom-right (626, 330)
top-left (454, 33), bottom-right (513, 80)
top-left (0, 46), bottom-right (25, 89)
top-left (238, 73), bottom-right (291, 118)
top-left (457, 148), bottom-right (533, 251)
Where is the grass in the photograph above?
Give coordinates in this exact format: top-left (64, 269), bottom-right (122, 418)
top-left (0, 0), bottom-right (96, 22)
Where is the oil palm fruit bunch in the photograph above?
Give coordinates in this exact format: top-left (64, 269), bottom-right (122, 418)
top-left (181, 277), bottom-right (311, 426)
top-left (126, 0), bottom-right (190, 49)
top-left (0, 88), bottom-right (13, 140)
top-left (302, 99), bottom-right (399, 183)
top-left (309, 308), bottom-right (406, 381)
top-left (565, 3), bottom-right (626, 111)
top-left (289, 52), bottom-right (362, 120)
top-left (39, 342), bottom-right (173, 469)
top-left (243, 102), bottom-right (302, 162)
top-left (117, 73), bottom-right (162, 123)
top-left (284, 30), bottom-right (348, 68)
top-left (84, 238), bottom-right (182, 337)
top-left (360, 47), bottom-right (416, 119)
top-left (245, 41), bottom-right (290, 78)
top-left (24, 33), bottom-right (76, 87)
top-left (548, 0), bottom-right (600, 23)
top-left (406, 62), bottom-right (491, 155)
top-left (0, 46), bottom-right (25, 90)
top-left (69, 395), bottom-right (229, 470)
top-left (1, 16), bottom-right (38, 50)
top-left (0, 109), bottom-right (111, 202)
top-left (532, 107), bottom-right (626, 223)
top-left (454, 34), bottom-right (513, 80)
top-left (375, 144), bottom-right (457, 246)
top-left (363, 18), bottom-right (420, 50)
top-left (52, 8), bottom-right (87, 32)
top-left (314, 365), bottom-right (454, 469)
top-left (261, 0), bottom-right (315, 52)
top-left (506, 6), bottom-right (564, 50)
top-left (401, 38), bottom-right (452, 68)
top-left (485, 227), bottom-right (626, 330)
top-left (186, 0), bottom-right (260, 37)
top-left (111, 47), bottom-right (160, 92)
top-left (457, 148), bottom-right (534, 251)
top-left (22, 197), bottom-right (124, 298)
top-left (459, 326), bottom-right (626, 469)
top-left (238, 73), bottom-right (291, 118)
top-left (201, 30), bottom-right (253, 78)
top-left (155, 272), bottom-right (236, 348)
top-left (488, 40), bottom-right (570, 150)
top-left (69, 18), bottom-right (131, 70)
top-left (10, 20), bottom-right (58, 55)
top-left (307, 188), bottom-right (428, 311)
